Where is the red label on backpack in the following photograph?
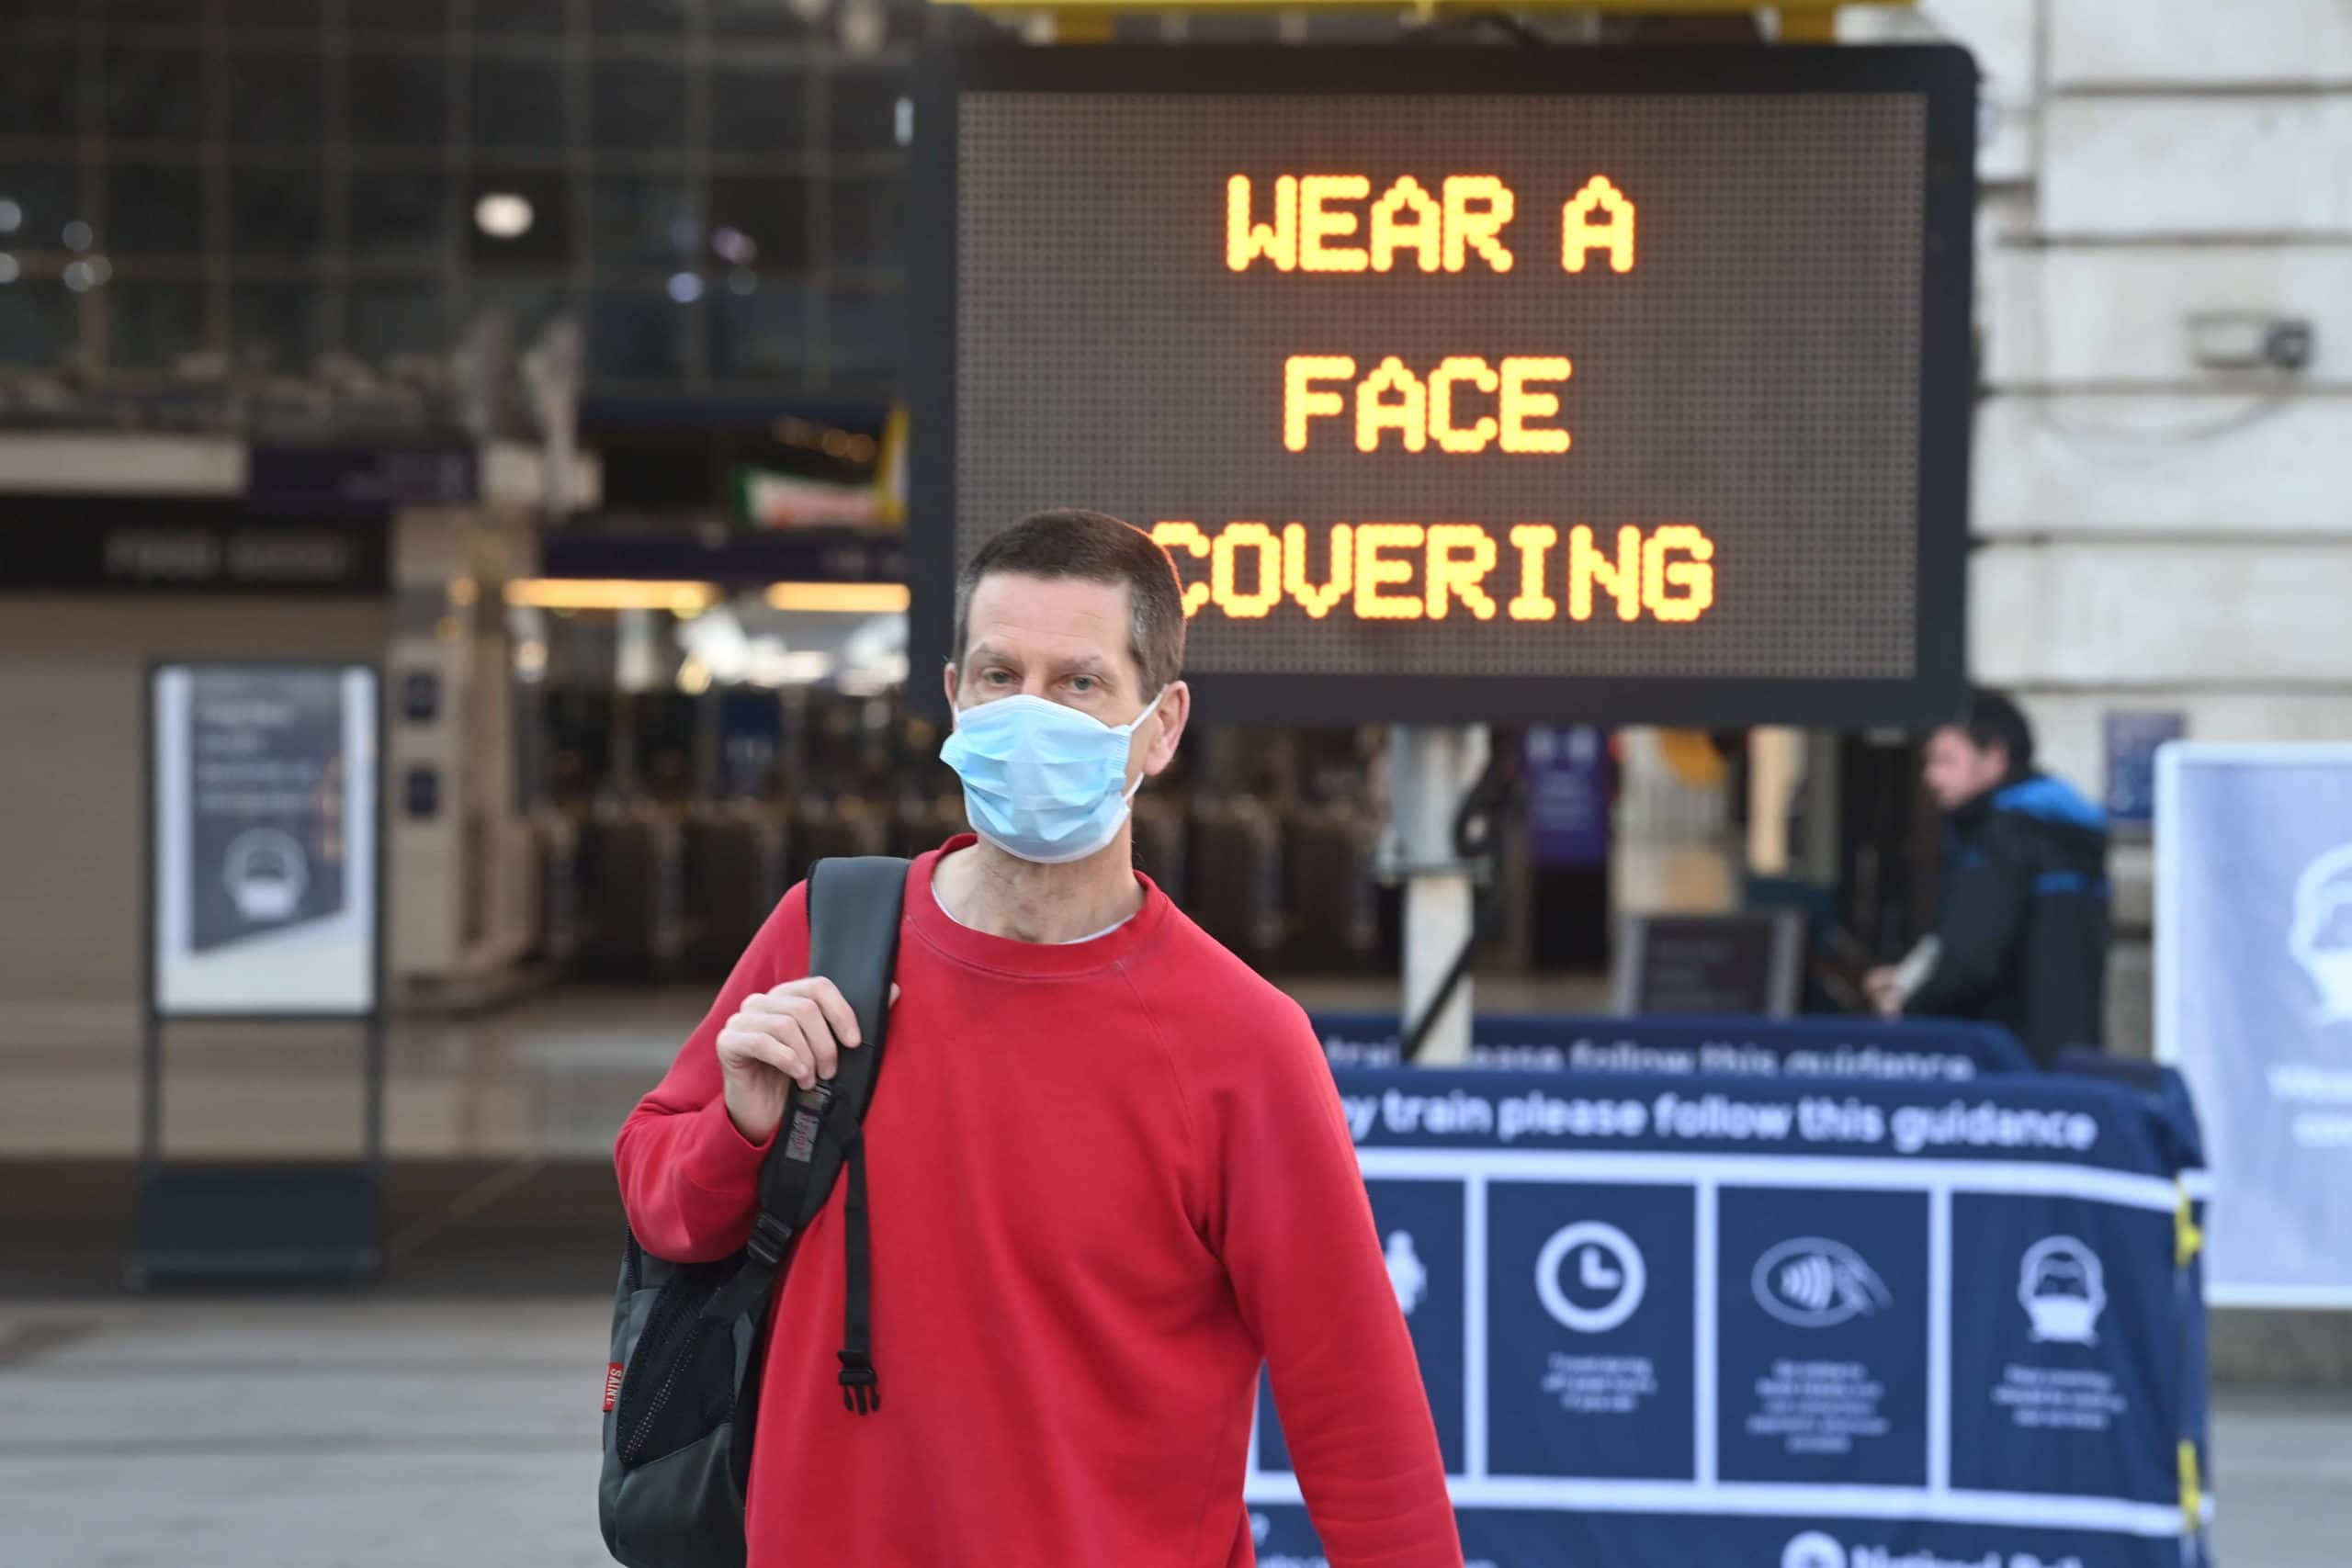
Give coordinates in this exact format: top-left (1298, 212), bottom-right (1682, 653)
top-left (603, 1361), bottom-right (624, 1413)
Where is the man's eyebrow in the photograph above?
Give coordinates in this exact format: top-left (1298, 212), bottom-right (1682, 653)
top-left (1052, 653), bottom-right (1124, 686)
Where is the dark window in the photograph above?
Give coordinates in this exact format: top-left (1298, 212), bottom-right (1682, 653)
top-left (232, 164), bottom-right (325, 257)
top-left (105, 46), bottom-right (206, 143)
top-left (474, 0), bottom-right (570, 35)
top-left (473, 55), bottom-right (570, 150)
top-left (590, 175), bottom-right (699, 269)
top-left (107, 0), bottom-right (201, 28)
top-left (109, 280), bottom-right (210, 367)
top-left (588, 59), bottom-right (687, 152)
top-left (1, 164), bottom-right (82, 253)
top-left (829, 175), bottom-right (903, 269)
top-left (350, 282), bottom-right (448, 363)
top-left (711, 63), bottom-right (807, 154)
top-left (227, 51), bottom-right (326, 143)
top-left (467, 278), bottom-right (572, 347)
top-left (349, 167), bottom-right (452, 265)
top-left (222, 0), bottom-right (326, 28)
top-left (349, 52), bottom-right (448, 148)
top-left (348, 0), bottom-right (451, 33)
top-left (592, 286), bottom-right (691, 380)
top-left (708, 176), bottom-right (809, 274)
top-left (232, 283), bottom-right (327, 374)
top-left (0, 40), bottom-right (83, 138)
top-left (0, 278), bottom-right (75, 370)
top-left (467, 168), bottom-right (571, 267)
top-left (591, 0), bottom-right (690, 39)
top-left (708, 278), bottom-right (809, 382)
top-left (827, 64), bottom-right (906, 153)
top-left (711, 0), bottom-right (818, 38)
top-left (106, 164), bottom-right (208, 255)
top-left (821, 283), bottom-right (902, 384)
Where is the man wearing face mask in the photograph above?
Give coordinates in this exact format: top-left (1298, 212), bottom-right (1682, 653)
top-left (616, 510), bottom-right (1461, 1567)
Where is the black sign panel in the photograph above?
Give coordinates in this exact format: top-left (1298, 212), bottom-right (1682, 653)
top-left (0, 496), bottom-right (389, 596)
top-left (1614, 910), bottom-right (1804, 1018)
top-left (911, 47), bottom-right (1974, 724)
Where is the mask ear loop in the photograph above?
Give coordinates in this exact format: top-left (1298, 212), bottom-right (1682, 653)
top-left (1119, 686), bottom-right (1170, 804)
top-left (1121, 685), bottom-right (1169, 734)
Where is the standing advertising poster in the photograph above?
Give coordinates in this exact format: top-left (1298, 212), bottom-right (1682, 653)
top-left (1524, 726), bottom-right (1611, 869)
top-left (152, 663), bottom-right (380, 1017)
top-left (2158, 743), bottom-right (2352, 1306)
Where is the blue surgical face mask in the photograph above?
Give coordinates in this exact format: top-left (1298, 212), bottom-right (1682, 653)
top-left (939, 686), bottom-right (1166, 865)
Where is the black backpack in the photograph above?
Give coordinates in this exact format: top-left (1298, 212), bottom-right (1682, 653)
top-left (600, 856), bottom-right (907, 1568)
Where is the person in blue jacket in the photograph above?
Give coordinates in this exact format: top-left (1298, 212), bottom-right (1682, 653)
top-left (1867, 689), bottom-right (2110, 1066)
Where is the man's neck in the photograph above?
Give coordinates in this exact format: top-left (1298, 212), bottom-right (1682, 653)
top-left (933, 832), bottom-right (1144, 945)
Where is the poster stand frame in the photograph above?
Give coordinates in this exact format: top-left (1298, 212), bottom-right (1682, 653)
top-left (131, 658), bottom-right (389, 1289)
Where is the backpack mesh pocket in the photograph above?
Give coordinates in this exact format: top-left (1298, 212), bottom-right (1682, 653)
top-left (613, 1260), bottom-right (741, 1470)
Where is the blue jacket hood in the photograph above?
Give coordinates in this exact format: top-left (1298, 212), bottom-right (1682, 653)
top-left (1990, 773), bottom-right (2106, 833)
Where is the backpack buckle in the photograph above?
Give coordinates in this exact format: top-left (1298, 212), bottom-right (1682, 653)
top-left (744, 1213), bottom-right (794, 1269)
top-left (838, 1350), bottom-right (880, 1416)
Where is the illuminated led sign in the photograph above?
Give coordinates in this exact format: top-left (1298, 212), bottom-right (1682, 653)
top-left (910, 47), bottom-right (1975, 725)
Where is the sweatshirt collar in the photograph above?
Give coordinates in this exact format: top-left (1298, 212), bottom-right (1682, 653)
top-left (905, 836), bottom-right (1169, 977)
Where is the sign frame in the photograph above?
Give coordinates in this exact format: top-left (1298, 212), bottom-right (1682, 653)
top-left (146, 659), bottom-right (387, 1021)
top-left (1611, 908), bottom-right (1806, 1017)
top-left (910, 44), bottom-right (1976, 727)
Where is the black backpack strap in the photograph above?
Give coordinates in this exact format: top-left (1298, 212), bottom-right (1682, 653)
top-left (699, 857), bottom-right (906, 1360)
top-left (799, 855), bottom-right (905, 1136)
top-left (830, 1103), bottom-right (877, 1413)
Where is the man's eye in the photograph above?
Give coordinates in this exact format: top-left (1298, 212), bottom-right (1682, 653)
top-left (1069, 675), bottom-right (1097, 694)
top-left (981, 670), bottom-right (1012, 686)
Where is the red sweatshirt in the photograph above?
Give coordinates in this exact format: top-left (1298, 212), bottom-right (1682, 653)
top-left (615, 840), bottom-right (1459, 1567)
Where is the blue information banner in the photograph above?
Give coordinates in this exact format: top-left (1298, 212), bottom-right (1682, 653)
top-left (1312, 1012), bottom-right (2035, 1080)
top-left (1249, 1069), bottom-right (2208, 1568)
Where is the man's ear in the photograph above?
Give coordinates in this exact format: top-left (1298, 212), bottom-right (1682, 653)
top-left (1143, 681), bottom-right (1190, 776)
top-left (941, 660), bottom-right (960, 713)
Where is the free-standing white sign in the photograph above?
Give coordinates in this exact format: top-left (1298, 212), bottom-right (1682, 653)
top-left (2157, 742), bottom-right (2352, 1307)
top-left (152, 664), bottom-right (379, 1016)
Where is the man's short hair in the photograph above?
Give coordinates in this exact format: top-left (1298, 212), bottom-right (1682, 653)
top-left (1956, 686), bottom-right (2035, 774)
top-left (951, 509), bottom-right (1187, 694)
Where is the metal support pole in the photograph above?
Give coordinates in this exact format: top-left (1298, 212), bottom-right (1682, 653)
top-left (1386, 723), bottom-right (1489, 1066)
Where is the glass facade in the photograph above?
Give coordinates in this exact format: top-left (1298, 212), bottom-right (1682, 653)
top-left (0, 0), bottom-right (950, 403)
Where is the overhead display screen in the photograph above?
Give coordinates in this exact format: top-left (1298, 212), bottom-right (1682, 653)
top-left (910, 47), bottom-right (1975, 725)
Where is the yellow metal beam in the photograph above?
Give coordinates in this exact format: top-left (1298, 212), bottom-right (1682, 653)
top-left (1776, 6), bottom-right (1839, 39)
top-left (1041, 8), bottom-right (1118, 37)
